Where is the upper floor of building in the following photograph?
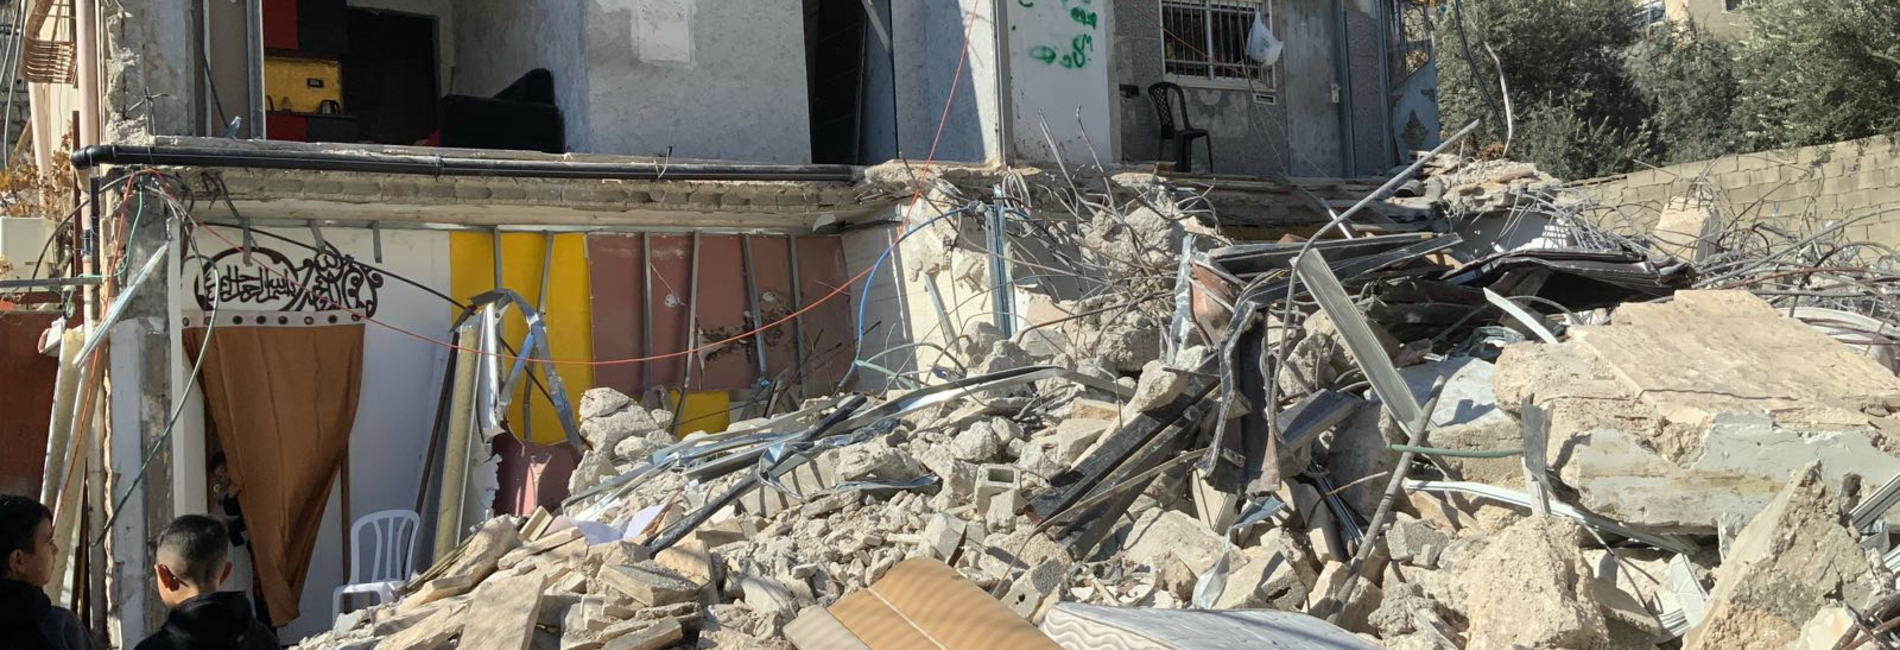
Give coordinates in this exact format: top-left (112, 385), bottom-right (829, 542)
top-left (24, 0), bottom-right (1436, 185)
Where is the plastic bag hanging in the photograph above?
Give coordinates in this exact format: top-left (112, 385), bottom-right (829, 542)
top-left (1247, 6), bottom-right (1283, 65)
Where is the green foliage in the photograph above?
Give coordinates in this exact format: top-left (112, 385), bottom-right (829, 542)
top-left (1436, 0), bottom-right (1649, 162)
top-left (1628, 25), bottom-right (1743, 164)
top-left (1436, 0), bottom-right (1900, 177)
top-left (1514, 97), bottom-right (1654, 180)
top-left (1731, 0), bottom-right (1900, 150)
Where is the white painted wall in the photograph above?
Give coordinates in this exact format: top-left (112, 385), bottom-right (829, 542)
top-left (452, 0), bottom-right (591, 151)
top-left (178, 226), bottom-right (453, 642)
top-left (1006, 0), bottom-right (1115, 165)
top-left (581, 0), bottom-right (812, 162)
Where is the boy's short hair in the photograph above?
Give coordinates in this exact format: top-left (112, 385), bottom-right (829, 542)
top-left (156, 514), bottom-right (230, 586)
top-left (0, 494), bottom-right (52, 565)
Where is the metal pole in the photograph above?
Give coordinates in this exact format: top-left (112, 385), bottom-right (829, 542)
top-left (525, 233), bottom-right (555, 442)
top-left (785, 235), bottom-right (808, 400)
top-left (666, 232), bottom-right (703, 437)
top-left (740, 235), bottom-right (768, 385)
top-left (641, 234), bottom-right (654, 395)
top-left (987, 186), bottom-right (1016, 338)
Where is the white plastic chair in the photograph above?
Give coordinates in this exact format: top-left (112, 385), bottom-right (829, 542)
top-left (331, 509), bottom-right (421, 619)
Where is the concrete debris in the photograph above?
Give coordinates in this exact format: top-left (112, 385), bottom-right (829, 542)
top-left (1684, 463), bottom-right (1883, 650)
top-left (1459, 516), bottom-right (1610, 650)
top-left (297, 156), bottom-right (1900, 650)
top-left (1495, 290), bottom-right (1900, 533)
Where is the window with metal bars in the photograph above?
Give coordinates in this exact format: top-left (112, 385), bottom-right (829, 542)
top-left (1161, 0), bottom-right (1274, 90)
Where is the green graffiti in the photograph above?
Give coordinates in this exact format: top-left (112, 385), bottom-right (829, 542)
top-left (1017, 0), bottom-right (1034, 6)
top-left (1059, 33), bottom-right (1093, 68)
top-left (1030, 45), bottom-right (1058, 64)
top-left (1070, 6), bottom-right (1097, 28)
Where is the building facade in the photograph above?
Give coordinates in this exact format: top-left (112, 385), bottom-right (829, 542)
top-left (20, 0), bottom-right (1430, 645)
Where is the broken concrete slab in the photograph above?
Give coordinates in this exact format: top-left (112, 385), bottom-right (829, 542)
top-left (458, 571), bottom-right (549, 650)
top-left (1307, 561), bottom-right (1383, 633)
top-left (1459, 515), bottom-right (1610, 650)
top-left (1123, 360), bottom-right (1188, 416)
top-left (1495, 290), bottom-right (1900, 533)
top-left (599, 619), bottom-right (683, 650)
top-left (378, 599), bottom-right (467, 650)
top-left (655, 537), bottom-right (715, 592)
top-left (1384, 514), bottom-right (1452, 570)
top-left (998, 559), bottom-right (1065, 621)
top-left (413, 518), bottom-right (524, 605)
top-left (597, 561), bottom-right (701, 607)
top-left (1685, 464), bottom-right (1883, 650)
top-left (1122, 510), bottom-right (1227, 575)
top-left (830, 444), bottom-right (925, 483)
top-left (1213, 530), bottom-right (1316, 610)
top-left (1558, 414), bottom-right (1900, 533)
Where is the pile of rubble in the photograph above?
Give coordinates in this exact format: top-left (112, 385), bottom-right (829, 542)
top-left (298, 153), bottom-right (1900, 650)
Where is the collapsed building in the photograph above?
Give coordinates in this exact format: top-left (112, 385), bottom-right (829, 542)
top-left (8, 0), bottom-right (1900, 648)
top-left (278, 147), bottom-right (1900, 650)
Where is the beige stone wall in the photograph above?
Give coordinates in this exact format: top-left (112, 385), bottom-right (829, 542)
top-left (1575, 135), bottom-right (1900, 236)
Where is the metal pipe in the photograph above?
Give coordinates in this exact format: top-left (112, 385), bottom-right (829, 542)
top-left (641, 234), bottom-right (654, 394)
top-left (76, 0), bottom-right (99, 148)
top-left (666, 232), bottom-right (704, 437)
top-left (741, 235), bottom-right (769, 384)
top-left (1331, 0), bottom-right (1356, 176)
top-left (786, 235), bottom-right (808, 400)
top-left (69, 144), bottom-right (860, 181)
top-left (244, 0), bottom-right (264, 138)
top-left (987, 187), bottom-right (1017, 338)
top-left (527, 233), bottom-right (555, 442)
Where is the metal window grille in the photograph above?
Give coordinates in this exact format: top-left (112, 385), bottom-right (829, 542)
top-left (1161, 0), bottom-right (1274, 89)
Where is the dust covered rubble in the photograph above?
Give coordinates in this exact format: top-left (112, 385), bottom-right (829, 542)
top-left (300, 157), bottom-right (1900, 650)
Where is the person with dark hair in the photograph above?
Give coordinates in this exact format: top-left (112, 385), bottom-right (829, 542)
top-left (0, 494), bottom-right (91, 650)
top-left (135, 515), bottom-right (277, 650)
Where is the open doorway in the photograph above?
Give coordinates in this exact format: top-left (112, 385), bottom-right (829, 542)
top-left (804, 0), bottom-right (869, 164)
top-left (342, 9), bottom-right (439, 146)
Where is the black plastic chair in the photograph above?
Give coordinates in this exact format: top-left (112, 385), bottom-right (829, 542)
top-left (1147, 82), bottom-right (1213, 173)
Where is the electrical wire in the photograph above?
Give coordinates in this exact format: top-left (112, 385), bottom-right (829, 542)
top-left (841, 204), bottom-right (975, 387)
top-left (98, 220), bottom-right (219, 544)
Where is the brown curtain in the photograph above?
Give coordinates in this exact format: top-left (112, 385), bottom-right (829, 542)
top-left (184, 325), bottom-right (364, 626)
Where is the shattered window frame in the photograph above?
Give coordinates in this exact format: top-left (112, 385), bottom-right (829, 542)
top-left (1161, 0), bottom-right (1277, 93)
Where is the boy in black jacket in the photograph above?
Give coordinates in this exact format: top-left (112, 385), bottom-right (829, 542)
top-left (134, 515), bottom-right (278, 650)
top-left (0, 495), bottom-right (91, 650)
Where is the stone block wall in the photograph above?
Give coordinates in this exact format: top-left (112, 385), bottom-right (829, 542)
top-left (1577, 135), bottom-right (1900, 235)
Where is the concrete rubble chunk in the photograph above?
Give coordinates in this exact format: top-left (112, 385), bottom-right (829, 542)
top-left (1122, 510), bottom-right (1226, 575)
top-left (597, 561), bottom-right (702, 607)
top-left (579, 387), bottom-right (635, 420)
top-left (1459, 515), bottom-right (1610, 650)
top-left (999, 558), bottom-right (1065, 621)
top-left (948, 420), bottom-right (1006, 462)
top-left (829, 444), bottom-right (924, 483)
top-left (1308, 561), bottom-right (1383, 633)
top-left (656, 537), bottom-right (716, 591)
top-left (600, 619), bottom-right (683, 650)
top-left (586, 541), bottom-right (652, 575)
top-left (378, 599), bottom-right (468, 650)
top-left (457, 571), bottom-right (549, 650)
top-left (1123, 359), bottom-right (1188, 415)
top-left (1385, 514), bottom-right (1453, 569)
top-left (415, 517), bottom-right (523, 605)
top-left (1495, 290), bottom-right (1900, 533)
top-left (1213, 529), bottom-right (1316, 611)
top-left (1685, 463), bottom-right (1883, 650)
top-left (1367, 582), bottom-right (1452, 640)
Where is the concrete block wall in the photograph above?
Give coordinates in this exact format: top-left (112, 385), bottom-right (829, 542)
top-left (1577, 135), bottom-right (1900, 236)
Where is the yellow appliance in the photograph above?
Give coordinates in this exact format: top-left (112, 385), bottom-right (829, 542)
top-left (264, 56), bottom-right (342, 113)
